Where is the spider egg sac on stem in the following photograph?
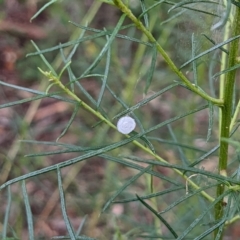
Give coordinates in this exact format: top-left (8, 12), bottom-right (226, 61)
top-left (117, 116), bottom-right (136, 134)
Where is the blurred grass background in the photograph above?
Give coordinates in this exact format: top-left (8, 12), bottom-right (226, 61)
top-left (1, 0), bottom-right (240, 239)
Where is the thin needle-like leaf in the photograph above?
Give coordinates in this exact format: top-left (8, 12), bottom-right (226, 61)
top-left (113, 186), bottom-right (184, 203)
top-left (164, 0), bottom-right (220, 18)
top-left (207, 102), bottom-right (214, 142)
top-left (168, 0), bottom-right (221, 13)
top-left (0, 91), bottom-right (63, 109)
top-left (113, 82), bottom-right (180, 119)
top-left (31, 41), bottom-right (57, 75)
top-left (189, 124), bottom-right (240, 167)
top-left (194, 218), bottom-right (226, 240)
top-left (148, 137), bottom-right (206, 153)
top-left (22, 180), bottom-right (34, 240)
top-left (144, 43), bottom-right (157, 93)
top-left (0, 80), bottom-right (75, 104)
top-left (3, 186), bottom-right (11, 239)
top-left (80, 14), bottom-right (126, 78)
top-left (125, 156), bottom-right (239, 184)
top-left (69, 22), bottom-right (152, 47)
top-left (76, 215), bottom-right (88, 236)
top-left (97, 36), bottom-right (111, 108)
top-left (213, 63), bottom-right (240, 79)
top-left (211, 0), bottom-right (231, 31)
top-left (56, 103), bottom-right (81, 142)
top-left (140, 0), bottom-right (149, 28)
top-left (176, 190), bottom-right (231, 240)
top-left (57, 167), bottom-right (76, 240)
top-left (168, 124), bottom-right (189, 166)
top-left (158, 183), bottom-right (218, 214)
top-left (136, 194), bottom-right (178, 238)
top-left (180, 35), bottom-right (240, 69)
top-left (102, 165), bottom-right (152, 212)
top-left (191, 33), bottom-right (198, 85)
top-left (202, 34), bottom-right (228, 54)
top-left (30, 0), bottom-right (57, 22)
top-left (138, 0), bottom-right (165, 19)
top-left (60, 49), bottom-right (98, 107)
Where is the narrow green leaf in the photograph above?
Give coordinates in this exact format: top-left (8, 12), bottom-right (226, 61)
top-left (138, 0), bottom-right (165, 19)
top-left (58, 61), bottom-right (72, 79)
top-left (56, 103), bottom-right (80, 142)
top-left (113, 82), bottom-right (180, 119)
top-left (80, 14), bottom-right (126, 78)
top-left (176, 190), bottom-right (231, 240)
top-left (113, 186), bottom-right (184, 203)
top-left (148, 137), bottom-right (206, 153)
top-left (207, 102), bottom-right (214, 142)
top-left (191, 33), bottom-right (198, 85)
top-left (180, 35), bottom-right (240, 69)
top-left (144, 43), bottom-right (157, 93)
top-left (197, 194), bottom-right (231, 240)
top-left (27, 32), bottom-right (107, 57)
top-left (102, 165), bottom-right (152, 212)
top-left (140, 0), bottom-right (149, 28)
top-left (69, 22), bottom-right (152, 47)
top-left (189, 124), bottom-right (240, 167)
top-left (102, 154), bottom-right (183, 186)
top-left (194, 218), bottom-right (226, 240)
top-left (213, 63), bottom-right (240, 79)
top-left (66, 31), bottom-right (87, 63)
top-left (188, 144), bottom-right (219, 167)
top-left (140, 134), bottom-right (156, 153)
top-left (76, 215), bottom-right (88, 236)
top-left (59, 44), bottom-right (98, 107)
top-left (128, 131), bottom-right (156, 153)
top-left (97, 36), bottom-right (111, 108)
top-left (159, 183), bottom-right (218, 214)
top-left (30, 0), bottom-right (57, 22)
top-left (168, 0), bottom-right (221, 13)
top-left (208, 50), bottom-right (219, 97)
top-left (202, 34), bottom-right (228, 55)
top-left (3, 186), bottom-right (11, 239)
top-left (161, 8), bottom-right (187, 25)
top-left (31, 41), bottom-right (57, 75)
top-left (167, 124), bottom-right (189, 166)
top-left (211, 0), bottom-right (231, 30)
top-left (0, 80), bottom-right (76, 104)
top-left (0, 92), bottom-right (61, 109)
top-left (51, 235), bottom-right (96, 240)
top-left (22, 180), bottom-right (34, 240)
top-left (57, 167), bottom-right (76, 240)
top-left (164, 0), bottom-right (220, 17)
top-left (125, 155), bottom-right (239, 184)
top-left (68, 66), bottom-right (98, 107)
top-left (136, 194), bottom-right (178, 238)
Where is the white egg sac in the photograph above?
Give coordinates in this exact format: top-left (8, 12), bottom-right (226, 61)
top-left (117, 116), bottom-right (136, 134)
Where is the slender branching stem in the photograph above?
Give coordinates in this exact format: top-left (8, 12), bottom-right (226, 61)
top-left (215, 6), bottom-right (240, 239)
top-left (38, 68), bottom-right (215, 203)
top-left (113, 0), bottom-right (224, 106)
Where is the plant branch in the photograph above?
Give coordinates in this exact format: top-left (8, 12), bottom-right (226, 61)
top-left (215, 6), bottom-right (240, 238)
top-left (38, 68), bottom-right (215, 203)
top-left (112, 0), bottom-right (223, 106)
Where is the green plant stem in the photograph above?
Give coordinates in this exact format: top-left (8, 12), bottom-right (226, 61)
top-left (219, 0), bottom-right (234, 133)
top-left (112, 0), bottom-right (223, 106)
top-left (215, 6), bottom-right (240, 239)
top-left (38, 68), bottom-right (215, 204)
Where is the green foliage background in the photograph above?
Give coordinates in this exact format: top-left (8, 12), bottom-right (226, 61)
top-left (1, 0), bottom-right (240, 239)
